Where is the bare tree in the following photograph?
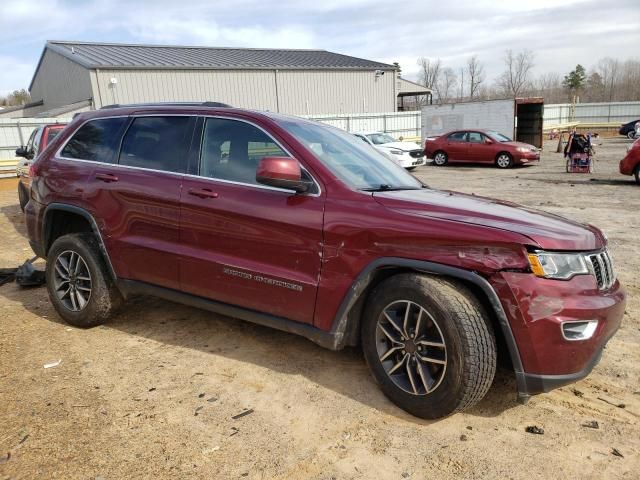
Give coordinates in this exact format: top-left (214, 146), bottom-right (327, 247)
top-left (466, 55), bottom-right (485, 100)
top-left (497, 49), bottom-right (535, 98)
top-left (435, 67), bottom-right (457, 104)
top-left (597, 57), bottom-right (620, 101)
top-left (417, 57), bottom-right (441, 91)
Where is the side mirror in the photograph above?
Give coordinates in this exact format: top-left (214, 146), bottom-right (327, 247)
top-left (256, 156), bottom-right (313, 193)
top-left (15, 146), bottom-right (28, 158)
top-left (485, 138), bottom-right (493, 145)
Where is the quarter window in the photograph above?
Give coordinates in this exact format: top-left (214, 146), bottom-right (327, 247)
top-left (200, 118), bottom-right (287, 185)
top-left (61, 117), bottom-right (127, 162)
top-left (119, 116), bottom-right (192, 173)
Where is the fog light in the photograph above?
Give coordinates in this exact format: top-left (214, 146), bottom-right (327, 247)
top-left (561, 320), bottom-right (598, 341)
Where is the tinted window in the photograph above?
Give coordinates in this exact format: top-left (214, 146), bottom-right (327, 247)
top-left (447, 132), bottom-right (467, 142)
top-left (61, 117), bottom-right (127, 162)
top-left (468, 132), bottom-right (484, 143)
top-left (200, 118), bottom-right (287, 185)
top-left (119, 116), bottom-right (191, 173)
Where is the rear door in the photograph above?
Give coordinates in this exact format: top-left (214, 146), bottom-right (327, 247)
top-left (179, 116), bottom-right (324, 324)
top-left (444, 131), bottom-right (469, 161)
top-left (82, 115), bottom-right (196, 290)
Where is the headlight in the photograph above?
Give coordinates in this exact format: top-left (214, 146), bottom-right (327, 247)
top-left (517, 147), bottom-right (531, 153)
top-left (527, 251), bottom-right (590, 280)
top-left (389, 150), bottom-right (403, 155)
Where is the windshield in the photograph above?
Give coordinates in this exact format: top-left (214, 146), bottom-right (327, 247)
top-left (280, 120), bottom-right (422, 191)
top-left (367, 133), bottom-right (396, 145)
top-left (486, 130), bottom-right (512, 142)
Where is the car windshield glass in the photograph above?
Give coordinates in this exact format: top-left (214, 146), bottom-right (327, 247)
top-left (367, 133), bottom-right (396, 145)
top-left (487, 130), bottom-right (512, 142)
top-left (280, 120), bottom-right (422, 191)
top-left (48, 128), bottom-right (63, 142)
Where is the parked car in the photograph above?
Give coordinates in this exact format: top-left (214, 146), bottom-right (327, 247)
top-left (353, 132), bottom-right (425, 170)
top-left (618, 119), bottom-right (640, 139)
top-left (15, 123), bottom-right (66, 211)
top-left (424, 129), bottom-right (540, 168)
top-left (619, 137), bottom-right (640, 184)
top-left (25, 104), bottom-right (625, 419)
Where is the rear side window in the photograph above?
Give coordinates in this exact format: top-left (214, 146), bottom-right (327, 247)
top-left (61, 117), bottom-right (127, 162)
top-left (447, 132), bottom-right (467, 142)
top-left (119, 116), bottom-right (192, 173)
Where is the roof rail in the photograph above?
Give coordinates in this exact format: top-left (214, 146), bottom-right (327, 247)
top-left (100, 101), bottom-right (232, 109)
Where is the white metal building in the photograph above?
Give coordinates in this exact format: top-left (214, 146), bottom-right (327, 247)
top-left (20, 40), bottom-right (403, 117)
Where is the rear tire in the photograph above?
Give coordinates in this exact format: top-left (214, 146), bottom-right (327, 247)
top-left (361, 273), bottom-right (496, 419)
top-left (46, 233), bottom-right (122, 328)
top-left (433, 151), bottom-right (448, 166)
top-left (17, 183), bottom-right (28, 212)
top-left (635, 165), bottom-right (640, 185)
top-left (495, 153), bottom-right (513, 169)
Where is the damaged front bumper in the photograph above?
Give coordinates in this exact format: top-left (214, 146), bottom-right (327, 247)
top-left (490, 272), bottom-right (625, 400)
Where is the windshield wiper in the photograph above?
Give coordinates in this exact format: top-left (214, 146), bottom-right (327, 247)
top-left (359, 184), bottom-right (421, 192)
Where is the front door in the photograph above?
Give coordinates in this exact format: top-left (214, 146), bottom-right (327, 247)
top-left (179, 117), bottom-right (324, 324)
top-left (467, 131), bottom-right (493, 163)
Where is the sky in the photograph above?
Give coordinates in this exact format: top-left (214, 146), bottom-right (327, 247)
top-left (0, 0), bottom-right (639, 96)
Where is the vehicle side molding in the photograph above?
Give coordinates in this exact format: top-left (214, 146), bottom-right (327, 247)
top-left (43, 203), bottom-right (118, 282)
top-left (330, 257), bottom-right (529, 399)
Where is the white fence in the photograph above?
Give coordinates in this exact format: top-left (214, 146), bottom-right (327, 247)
top-left (304, 111), bottom-right (422, 139)
top-left (543, 101), bottom-right (640, 126)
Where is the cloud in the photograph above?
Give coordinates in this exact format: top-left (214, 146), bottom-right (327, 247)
top-left (0, 0), bottom-right (638, 92)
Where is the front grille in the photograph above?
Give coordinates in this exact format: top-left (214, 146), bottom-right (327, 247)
top-left (587, 251), bottom-right (615, 290)
top-left (409, 149), bottom-right (424, 158)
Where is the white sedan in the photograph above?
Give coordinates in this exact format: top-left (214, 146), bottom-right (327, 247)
top-left (353, 132), bottom-right (425, 170)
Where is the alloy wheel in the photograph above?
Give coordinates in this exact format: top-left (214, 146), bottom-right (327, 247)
top-left (497, 154), bottom-right (511, 168)
top-left (53, 250), bottom-right (92, 312)
top-left (375, 300), bottom-right (447, 395)
top-left (434, 153), bottom-right (447, 165)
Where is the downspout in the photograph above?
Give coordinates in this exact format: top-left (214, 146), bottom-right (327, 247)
top-left (274, 69), bottom-right (280, 113)
top-left (94, 69), bottom-right (104, 108)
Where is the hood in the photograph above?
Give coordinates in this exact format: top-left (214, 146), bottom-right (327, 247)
top-left (373, 189), bottom-right (605, 251)
top-left (378, 141), bottom-right (422, 151)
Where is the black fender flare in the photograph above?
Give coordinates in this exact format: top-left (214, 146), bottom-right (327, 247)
top-left (42, 203), bottom-right (118, 282)
top-left (329, 257), bottom-right (528, 398)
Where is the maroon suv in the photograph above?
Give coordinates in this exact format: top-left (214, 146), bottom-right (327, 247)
top-left (25, 104), bottom-right (625, 419)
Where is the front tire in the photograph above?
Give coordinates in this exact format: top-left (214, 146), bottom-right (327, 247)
top-left (433, 151), bottom-right (448, 166)
top-left (46, 233), bottom-right (122, 328)
top-left (495, 153), bottom-right (513, 169)
top-left (635, 165), bottom-right (640, 185)
top-left (361, 274), bottom-right (496, 419)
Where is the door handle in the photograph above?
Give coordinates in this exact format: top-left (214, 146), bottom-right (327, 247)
top-left (188, 188), bottom-right (219, 199)
top-left (95, 172), bottom-right (119, 183)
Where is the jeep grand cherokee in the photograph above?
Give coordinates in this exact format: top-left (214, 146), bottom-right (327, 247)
top-left (24, 103), bottom-right (625, 419)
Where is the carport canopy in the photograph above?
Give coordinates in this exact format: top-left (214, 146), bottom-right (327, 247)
top-left (397, 77), bottom-right (432, 110)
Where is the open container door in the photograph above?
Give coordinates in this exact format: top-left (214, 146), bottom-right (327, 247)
top-left (515, 98), bottom-right (544, 148)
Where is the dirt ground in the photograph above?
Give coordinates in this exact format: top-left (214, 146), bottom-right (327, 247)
top-left (1, 137), bottom-right (638, 480)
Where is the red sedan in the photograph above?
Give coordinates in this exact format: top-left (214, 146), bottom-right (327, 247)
top-left (424, 129), bottom-right (540, 169)
top-left (619, 137), bottom-right (640, 185)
